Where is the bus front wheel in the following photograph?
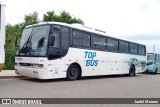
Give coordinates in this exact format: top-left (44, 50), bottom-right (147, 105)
top-left (67, 64), bottom-right (80, 81)
top-left (129, 65), bottom-right (135, 77)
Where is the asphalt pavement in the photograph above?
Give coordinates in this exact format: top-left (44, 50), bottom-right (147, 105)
top-left (1, 70), bottom-right (160, 107)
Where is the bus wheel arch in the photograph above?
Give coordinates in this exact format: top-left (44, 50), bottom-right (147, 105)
top-left (129, 65), bottom-right (136, 77)
top-left (66, 63), bottom-right (82, 80)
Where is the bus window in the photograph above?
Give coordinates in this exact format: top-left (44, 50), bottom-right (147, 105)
top-left (61, 27), bottom-right (69, 56)
top-left (138, 45), bottom-right (145, 55)
top-left (48, 27), bottom-right (61, 59)
top-left (73, 30), bottom-right (83, 46)
top-left (119, 41), bottom-right (129, 53)
top-left (130, 43), bottom-right (137, 54)
top-left (107, 38), bottom-right (118, 52)
top-left (83, 33), bottom-right (91, 47)
top-left (51, 30), bottom-right (60, 48)
top-left (92, 35), bottom-right (106, 49)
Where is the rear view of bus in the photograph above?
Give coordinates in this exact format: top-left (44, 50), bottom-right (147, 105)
top-left (146, 53), bottom-right (160, 74)
top-left (0, 3), bottom-right (5, 71)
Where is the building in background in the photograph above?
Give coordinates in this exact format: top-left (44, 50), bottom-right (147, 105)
top-left (0, 2), bottom-right (5, 71)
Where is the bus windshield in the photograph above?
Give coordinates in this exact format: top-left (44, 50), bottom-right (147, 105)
top-left (19, 25), bottom-right (50, 56)
top-left (147, 54), bottom-right (154, 65)
top-left (147, 54), bottom-right (154, 61)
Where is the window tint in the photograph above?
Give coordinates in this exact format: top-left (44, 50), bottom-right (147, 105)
top-left (92, 35), bottom-right (106, 49)
top-left (61, 27), bottom-right (69, 48)
top-left (130, 43), bottom-right (137, 54)
top-left (73, 30), bottom-right (82, 46)
top-left (83, 33), bottom-right (91, 47)
top-left (61, 27), bottom-right (69, 55)
top-left (107, 38), bottom-right (118, 51)
top-left (138, 45), bottom-right (145, 55)
top-left (49, 29), bottom-right (60, 48)
top-left (119, 41), bottom-right (129, 53)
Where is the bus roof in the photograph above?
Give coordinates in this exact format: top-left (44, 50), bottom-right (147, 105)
top-left (25, 22), bottom-right (145, 46)
top-left (26, 22), bottom-right (107, 35)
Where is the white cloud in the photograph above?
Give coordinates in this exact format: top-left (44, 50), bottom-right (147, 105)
top-left (1, 0), bottom-right (160, 52)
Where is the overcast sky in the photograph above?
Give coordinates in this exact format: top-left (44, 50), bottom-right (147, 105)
top-left (1, 0), bottom-right (160, 53)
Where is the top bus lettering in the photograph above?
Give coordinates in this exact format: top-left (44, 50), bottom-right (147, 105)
top-left (84, 51), bottom-right (98, 66)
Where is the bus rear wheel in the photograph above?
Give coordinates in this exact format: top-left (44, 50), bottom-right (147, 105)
top-left (129, 65), bottom-right (135, 77)
top-left (67, 64), bottom-right (80, 81)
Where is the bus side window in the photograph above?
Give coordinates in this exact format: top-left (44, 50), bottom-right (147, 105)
top-left (61, 27), bottom-right (69, 56)
top-left (48, 27), bottom-right (61, 59)
top-left (138, 45), bottom-right (145, 55)
top-left (130, 43), bottom-right (137, 54)
top-left (83, 33), bottom-right (91, 47)
top-left (107, 38), bottom-right (118, 52)
top-left (119, 41), bottom-right (129, 53)
top-left (92, 35), bottom-right (106, 49)
top-left (73, 30), bottom-right (83, 46)
top-left (49, 29), bottom-right (60, 48)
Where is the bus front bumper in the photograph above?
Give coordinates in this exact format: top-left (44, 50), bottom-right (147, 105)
top-left (0, 64), bottom-right (4, 72)
top-left (146, 66), bottom-right (156, 73)
top-left (15, 66), bottom-right (55, 79)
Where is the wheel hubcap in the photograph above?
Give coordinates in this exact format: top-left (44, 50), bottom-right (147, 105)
top-left (70, 68), bottom-right (77, 76)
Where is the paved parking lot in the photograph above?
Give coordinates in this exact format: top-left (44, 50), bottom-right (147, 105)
top-left (0, 73), bottom-right (160, 106)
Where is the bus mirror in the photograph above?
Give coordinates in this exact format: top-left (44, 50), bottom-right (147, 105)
top-left (49, 35), bottom-right (55, 47)
top-left (15, 36), bottom-right (20, 47)
top-left (154, 54), bottom-right (157, 61)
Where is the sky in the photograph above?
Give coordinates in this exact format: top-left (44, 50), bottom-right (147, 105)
top-left (1, 0), bottom-right (160, 53)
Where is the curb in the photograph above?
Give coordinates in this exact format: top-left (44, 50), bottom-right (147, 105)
top-left (0, 76), bottom-right (23, 79)
top-left (0, 70), bottom-right (22, 79)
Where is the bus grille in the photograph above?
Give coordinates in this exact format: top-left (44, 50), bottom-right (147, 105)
top-left (19, 63), bottom-right (32, 67)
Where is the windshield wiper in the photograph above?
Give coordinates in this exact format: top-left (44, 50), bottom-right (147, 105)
top-left (19, 35), bottom-right (33, 55)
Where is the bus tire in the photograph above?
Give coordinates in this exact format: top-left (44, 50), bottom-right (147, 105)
top-left (129, 65), bottom-right (135, 77)
top-left (67, 64), bottom-right (80, 81)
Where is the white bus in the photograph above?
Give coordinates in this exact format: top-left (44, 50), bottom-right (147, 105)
top-left (0, 3), bottom-right (5, 72)
top-left (15, 22), bottom-right (146, 80)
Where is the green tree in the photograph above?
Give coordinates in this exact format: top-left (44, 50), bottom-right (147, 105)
top-left (5, 24), bottom-right (22, 69)
top-left (43, 11), bottom-right (58, 22)
top-left (24, 11), bottom-right (40, 26)
top-left (43, 10), bottom-right (84, 24)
